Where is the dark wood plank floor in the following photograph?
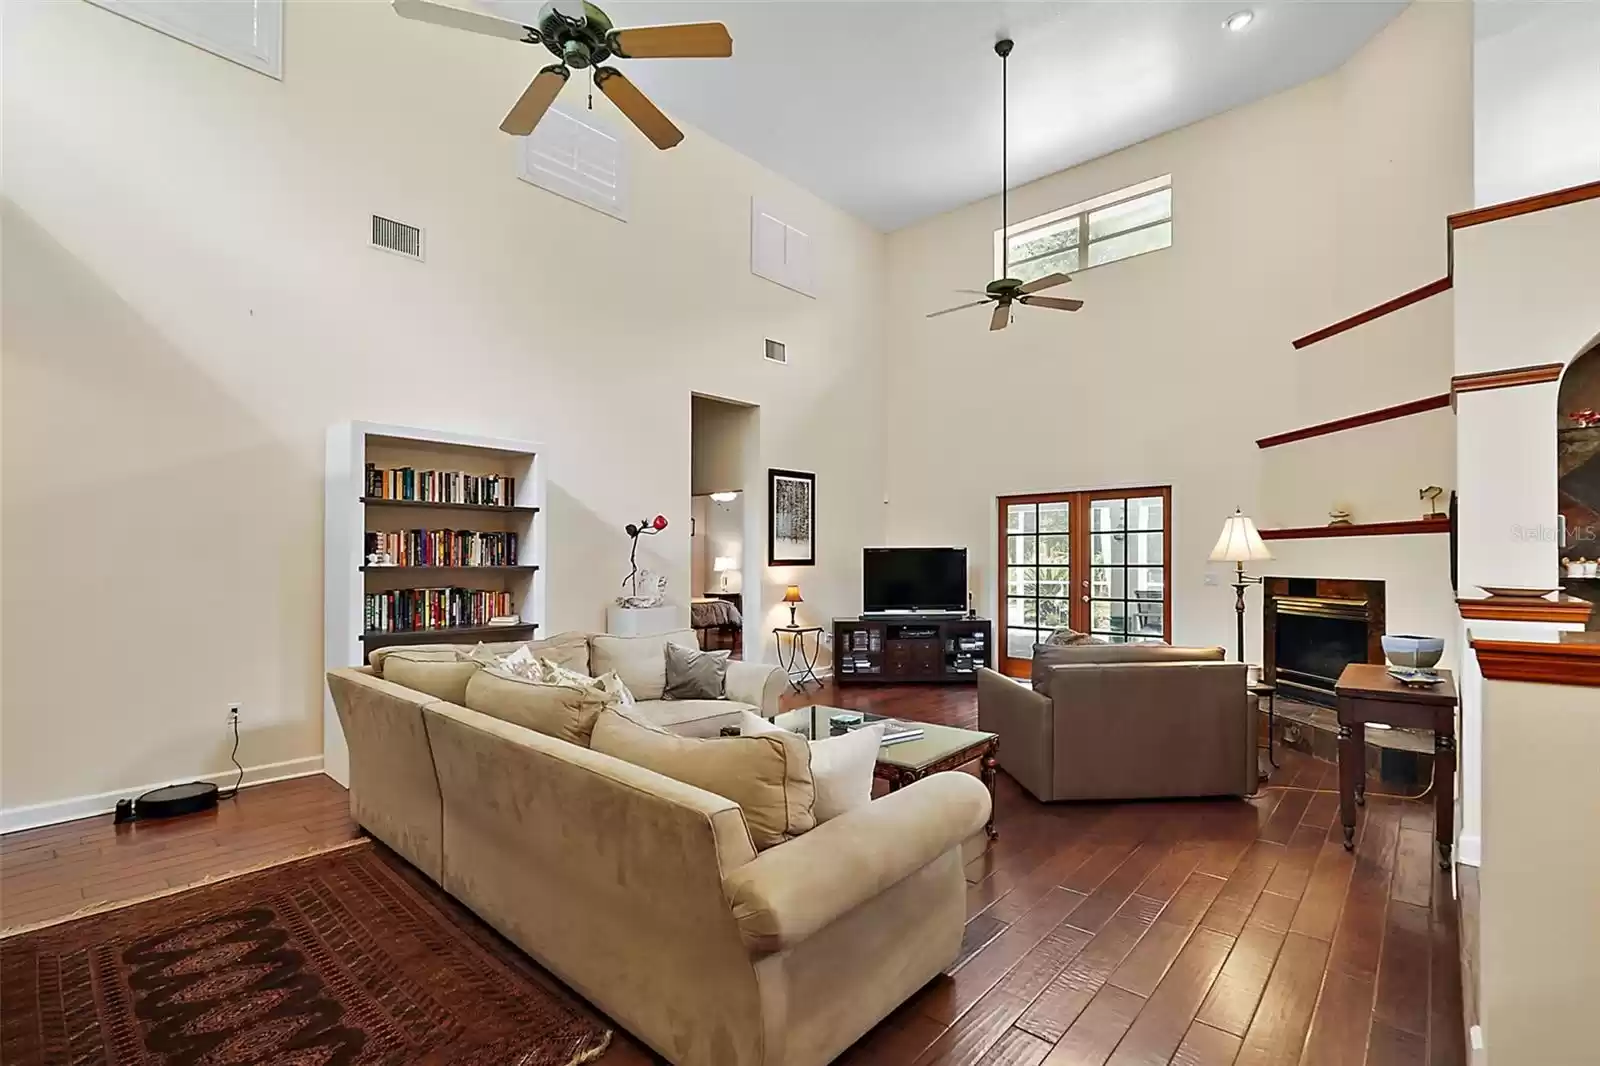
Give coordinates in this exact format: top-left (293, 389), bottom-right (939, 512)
top-left (0, 681), bottom-right (1465, 1066)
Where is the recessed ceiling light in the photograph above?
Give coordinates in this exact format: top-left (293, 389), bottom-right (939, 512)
top-left (1223, 10), bottom-right (1255, 32)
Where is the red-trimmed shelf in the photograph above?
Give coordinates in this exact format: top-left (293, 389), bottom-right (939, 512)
top-left (1448, 178), bottom-right (1600, 231)
top-left (1259, 519), bottom-right (1451, 541)
top-left (1256, 393), bottom-right (1452, 449)
top-left (1291, 276), bottom-right (1451, 351)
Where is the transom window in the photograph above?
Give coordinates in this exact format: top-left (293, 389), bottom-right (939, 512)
top-left (995, 175), bottom-right (1172, 283)
top-left (997, 486), bottom-right (1172, 676)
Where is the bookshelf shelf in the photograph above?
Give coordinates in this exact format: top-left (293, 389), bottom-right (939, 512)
top-left (358, 565), bottom-right (540, 573)
top-left (359, 497), bottom-right (541, 515)
top-left (360, 623), bottom-right (539, 645)
top-left (326, 422), bottom-right (546, 787)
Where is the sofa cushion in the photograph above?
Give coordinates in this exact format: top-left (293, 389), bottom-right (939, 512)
top-left (591, 707), bottom-right (816, 849)
top-left (664, 643), bottom-right (729, 700)
top-left (739, 711), bottom-right (885, 824)
top-left (1030, 642), bottom-right (1223, 690)
top-left (371, 630), bottom-right (591, 678)
top-left (589, 629), bottom-right (699, 701)
top-left (381, 650), bottom-right (483, 704)
top-left (463, 667), bottom-right (628, 746)
top-left (633, 699), bottom-right (749, 738)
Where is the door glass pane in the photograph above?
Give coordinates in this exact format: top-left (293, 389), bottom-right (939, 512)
top-left (1129, 602), bottom-right (1165, 637)
top-left (1007, 504), bottom-right (1037, 534)
top-left (1128, 496), bottom-right (1164, 531)
top-left (1007, 598), bottom-right (1037, 625)
top-left (1091, 533), bottom-right (1125, 565)
top-left (1037, 598), bottom-right (1071, 628)
top-left (1090, 499), bottom-right (1126, 531)
top-left (1091, 567), bottom-right (1126, 599)
top-left (1128, 532), bottom-right (1164, 566)
top-left (1091, 600), bottom-right (1127, 633)
top-left (1007, 629), bottom-right (1038, 659)
top-left (1038, 565), bottom-right (1072, 598)
top-left (1130, 567), bottom-right (1164, 599)
top-left (1038, 502), bottom-right (1071, 532)
top-left (1039, 534), bottom-right (1071, 564)
top-left (1007, 566), bottom-right (1038, 595)
top-left (1007, 536), bottom-right (1037, 565)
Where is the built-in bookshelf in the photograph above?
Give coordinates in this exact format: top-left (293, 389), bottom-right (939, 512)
top-left (325, 423), bottom-right (546, 785)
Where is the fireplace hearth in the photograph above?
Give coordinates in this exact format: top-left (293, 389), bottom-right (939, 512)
top-left (1263, 577), bottom-right (1385, 706)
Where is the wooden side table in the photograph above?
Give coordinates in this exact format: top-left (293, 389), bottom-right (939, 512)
top-left (1334, 663), bottom-right (1457, 867)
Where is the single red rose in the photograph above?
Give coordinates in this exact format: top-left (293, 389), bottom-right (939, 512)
top-left (652, 515), bottom-right (668, 531)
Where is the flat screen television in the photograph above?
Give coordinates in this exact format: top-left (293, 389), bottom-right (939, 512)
top-left (863, 547), bottom-right (967, 614)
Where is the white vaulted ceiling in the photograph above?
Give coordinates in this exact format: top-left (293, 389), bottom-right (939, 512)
top-left (481, 0), bottom-right (1408, 230)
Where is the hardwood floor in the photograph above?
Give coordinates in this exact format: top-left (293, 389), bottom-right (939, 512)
top-left (0, 681), bottom-right (1465, 1066)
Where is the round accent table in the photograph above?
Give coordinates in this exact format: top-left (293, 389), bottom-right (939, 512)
top-left (773, 626), bottom-right (824, 691)
top-left (1248, 680), bottom-right (1278, 777)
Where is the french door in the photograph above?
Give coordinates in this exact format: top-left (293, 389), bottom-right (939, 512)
top-left (997, 486), bottom-right (1172, 676)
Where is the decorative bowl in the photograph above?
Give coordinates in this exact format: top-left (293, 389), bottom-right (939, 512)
top-left (1382, 634), bottom-right (1444, 669)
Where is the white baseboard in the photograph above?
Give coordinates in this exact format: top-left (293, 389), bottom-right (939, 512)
top-left (0, 756), bottom-right (326, 834)
top-left (1457, 832), bottom-right (1481, 867)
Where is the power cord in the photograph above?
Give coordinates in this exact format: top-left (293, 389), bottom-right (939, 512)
top-left (217, 712), bottom-right (244, 801)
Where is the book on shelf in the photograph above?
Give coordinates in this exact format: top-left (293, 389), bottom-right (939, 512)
top-left (364, 529), bottom-right (519, 567)
top-left (363, 588), bottom-right (513, 634)
top-left (364, 463), bottom-right (516, 507)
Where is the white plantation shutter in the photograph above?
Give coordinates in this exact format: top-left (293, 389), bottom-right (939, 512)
top-left (516, 108), bottom-right (629, 222)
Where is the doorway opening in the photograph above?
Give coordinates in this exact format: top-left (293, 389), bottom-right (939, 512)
top-left (691, 394), bottom-right (761, 657)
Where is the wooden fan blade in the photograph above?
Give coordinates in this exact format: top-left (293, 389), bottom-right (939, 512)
top-left (925, 299), bottom-right (991, 319)
top-left (608, 22), bottom-right (733, 58)
top-left (392, 0), bottom-right (538, 43)
top-left (595, 67), bottom-right (683, 149)
top-left (1019, 295), bottom-right (1085, 311)
top-left (990, 302), bottom-right (1011, 331)
top-left (1017, 272), bottom-right (1071, 294)
top-left (500, 66), bottom-right (568, 136)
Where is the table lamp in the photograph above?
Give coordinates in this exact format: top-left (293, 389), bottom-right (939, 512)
top-left (783, 584), bottom-right (804, 627)
top-left (713, 556), bottom-right (735, 592)
top-left (1208, 508), bottom-right (1273, 662)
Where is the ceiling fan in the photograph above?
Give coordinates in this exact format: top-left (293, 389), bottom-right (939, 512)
top-left (392, 0), bottom-right (732, 149)
top-left (927, 38), bottom-right (1083, 331)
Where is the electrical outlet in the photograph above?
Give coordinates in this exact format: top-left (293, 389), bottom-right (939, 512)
top-left (1204, 572), bottom-right (1218, 586)
top-left (228, 702), bottom-right (241, 722)
top-left (820, 632), bottom-right (832, 647)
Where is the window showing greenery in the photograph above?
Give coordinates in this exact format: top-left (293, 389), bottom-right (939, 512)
top-left (996, 176), bottom-right (1172, 283)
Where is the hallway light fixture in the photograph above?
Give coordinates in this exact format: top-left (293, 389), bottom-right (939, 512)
top-left (709, 491), bottom-right (738, 502)
top-left (1223, 10), bottom-right (1255, 32)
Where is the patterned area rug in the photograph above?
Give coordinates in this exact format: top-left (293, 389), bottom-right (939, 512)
top-left (0, 841), bottom-right (613, 1066)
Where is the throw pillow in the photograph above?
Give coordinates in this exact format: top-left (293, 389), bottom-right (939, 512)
top-left (739, 711), bottom-right (885, 823)
top-left (381, 650), bottom-right (482, 704)
top-left (663, 643), bottom-right (729, 700)
top-left (1042, 626), bottom-right (1108, 647)
top-left (589, 629), bottom-right (699, 701)
top-left (463, 665), bottom-right (630, 747)
top-left (591, 707), bottom-right (815, 849)
top-left (462, 630), bottom-right (591, 676)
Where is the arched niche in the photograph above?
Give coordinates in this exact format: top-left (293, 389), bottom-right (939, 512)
top-left (1558, 339), bottom-right (1600, 620)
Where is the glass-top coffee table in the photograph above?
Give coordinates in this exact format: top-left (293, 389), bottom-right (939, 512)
top-left (773, 705), bottom-right (999, 838)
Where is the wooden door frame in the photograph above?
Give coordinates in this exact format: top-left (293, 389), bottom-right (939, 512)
top-left (996, 484), bottom-right (1173, 677)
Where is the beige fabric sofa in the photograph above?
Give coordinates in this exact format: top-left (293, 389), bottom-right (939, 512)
top-left (977, 643), bottom-right (1255, 802)
top-left (327, 630), bottom-right (991, 1066)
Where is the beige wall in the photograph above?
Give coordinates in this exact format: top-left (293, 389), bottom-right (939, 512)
top-left (1477, 673), bottom-right (1600, 1065)
top-left (882, 3), bottom-right (1471, 659)
top-left (690, 395), bottom-right (748, 496)
top-left (1, 0), bottom-right (886, 817)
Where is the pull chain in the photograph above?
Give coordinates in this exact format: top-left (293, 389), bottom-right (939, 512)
top-left (589, 67), bottom-right (594, 110)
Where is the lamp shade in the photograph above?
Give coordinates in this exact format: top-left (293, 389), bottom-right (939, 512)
top-left (713, 556), bottom-right (735, 572)
top-left (783, 584), bottom-right (804, 605)
top-left (1208, 509), bottom-right (1273, 563)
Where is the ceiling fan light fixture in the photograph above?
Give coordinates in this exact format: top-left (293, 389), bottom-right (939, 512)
top-left (1223, 10), bottom-right (1255, 32)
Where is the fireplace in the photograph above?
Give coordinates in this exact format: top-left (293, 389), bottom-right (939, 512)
top-left (1263, 577), bottom-right (1385, 707)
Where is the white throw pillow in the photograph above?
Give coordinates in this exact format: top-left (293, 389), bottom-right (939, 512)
top-left (740, 711), bottom-right (885, 823)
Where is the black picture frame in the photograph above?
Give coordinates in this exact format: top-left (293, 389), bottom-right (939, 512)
top-left (767, 468), bottom-right (816, 567)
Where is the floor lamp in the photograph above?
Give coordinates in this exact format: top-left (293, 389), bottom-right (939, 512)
top-left (1208, 509), bottom-right (1273, 663)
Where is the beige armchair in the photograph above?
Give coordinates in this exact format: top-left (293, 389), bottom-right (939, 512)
top-left (977, 643), bottom-right (1255, 802)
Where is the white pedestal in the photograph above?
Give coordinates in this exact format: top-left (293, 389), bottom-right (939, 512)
top-left (606, 604), bottom-right (686, 637)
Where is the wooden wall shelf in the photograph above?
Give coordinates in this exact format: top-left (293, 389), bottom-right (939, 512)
top-left (360, 497), bottom-right (540, 515)
top-left (359, 565), bottom-right (539, 573)
top-left (1290, 276), bottom-right (1452, 350)
top-left (1469, 632), bottom-right (1600, 687)
top-left (1447, 178), bottom-right (1600, 231)
top-left (360, 622), bottom-right (538, 645)
top-left (1451, 363), bottom-right (1565, 396)
top-left (1256, 393), bottom-right (1452, 449)
top-left (1259, 520), bottom-right (1451, 541)
top-left (1457, 594), bottom-right (1593, 624)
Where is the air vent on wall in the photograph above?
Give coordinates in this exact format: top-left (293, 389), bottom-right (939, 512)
top-left (764, 339), bottom-right (788, 365)
top-left (370, 215), bottom-right (425, 260)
